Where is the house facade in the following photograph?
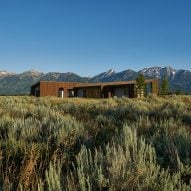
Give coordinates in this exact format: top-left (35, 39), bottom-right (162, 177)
top-left (31, 79), bottom-right (158, 98)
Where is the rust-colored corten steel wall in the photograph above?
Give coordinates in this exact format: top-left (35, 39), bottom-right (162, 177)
top-left (31, 79), bottom-right (159, 98)
top-left (39, 81), bottom-right (80, 97)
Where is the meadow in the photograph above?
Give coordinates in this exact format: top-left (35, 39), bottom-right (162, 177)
top-left (0, 95), bottom-right (191, 191)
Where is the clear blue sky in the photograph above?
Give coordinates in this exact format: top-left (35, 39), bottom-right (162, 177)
top-left (0, 0), bottom-right (191, 76)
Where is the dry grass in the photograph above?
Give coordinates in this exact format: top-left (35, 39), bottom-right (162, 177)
top-left (0, 95), bottom-right (190, 190)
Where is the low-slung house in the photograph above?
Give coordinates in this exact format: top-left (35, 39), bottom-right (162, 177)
top-left (31, 79), bottom-right (158, 98)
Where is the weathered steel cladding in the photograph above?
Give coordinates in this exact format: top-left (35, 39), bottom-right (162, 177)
top-left (31, 79), bottom-right (159, 98)
top-left (39, 81), bottom-right (79, 97)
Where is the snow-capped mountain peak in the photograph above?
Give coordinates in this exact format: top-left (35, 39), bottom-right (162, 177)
top-left (0, 71), bottom-right (15, 77)
top-left (0, 66), bottom-right (191, 95)
top-left (105, 69), bottom-right (115, 75)
top-left (139, 67), bottom-right (177, 79)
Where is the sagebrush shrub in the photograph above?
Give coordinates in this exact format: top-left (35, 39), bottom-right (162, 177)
top-left (0, 96), bottom-right (191, 190)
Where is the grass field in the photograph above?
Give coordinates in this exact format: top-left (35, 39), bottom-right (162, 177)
top-left (0, 95), bottom-right (191, 190)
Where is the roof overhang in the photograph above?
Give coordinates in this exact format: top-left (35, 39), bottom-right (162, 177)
top-left (31, 81), bottom-right (40, 88)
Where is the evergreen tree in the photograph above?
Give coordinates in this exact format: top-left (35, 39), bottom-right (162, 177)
top-left (160, 76), bottom-right (169, 95)
top-left (136, 74), bottom-right (146, 98)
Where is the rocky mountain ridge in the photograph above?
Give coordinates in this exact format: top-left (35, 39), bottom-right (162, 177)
top-left (0, 67), bottom-right (191, 95)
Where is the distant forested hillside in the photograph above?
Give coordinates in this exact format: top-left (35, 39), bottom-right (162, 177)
top-left (0, 66), bottom-right (191, 95)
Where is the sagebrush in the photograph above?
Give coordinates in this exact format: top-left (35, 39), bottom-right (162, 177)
top-left (0, 95), bottom-right (191, 190)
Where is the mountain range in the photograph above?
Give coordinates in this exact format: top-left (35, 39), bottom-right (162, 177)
top-left (0, 66), bottom-right (191, 95)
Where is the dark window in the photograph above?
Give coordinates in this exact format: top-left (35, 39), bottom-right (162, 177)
top-left (34, 86), bottom-right (40, 97)
top-left (68, 90), bottom-right (74, 97)
top-left (35, 90), bottom-right (40, 97)
top-left (58, 88), bottom-right (64, 98)
top-left (124, 88), bottom-right (129, 96)
top-left (83, 89), bottom-right (86, 97)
